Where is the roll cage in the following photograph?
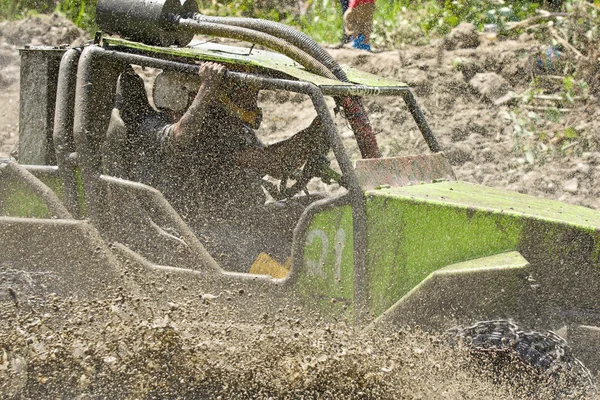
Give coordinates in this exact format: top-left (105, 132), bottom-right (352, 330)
top-left (7, 36), bottom-right (450, 321)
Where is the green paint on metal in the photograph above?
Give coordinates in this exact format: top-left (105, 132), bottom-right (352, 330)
top-left (372, 181), bottom-right (600, 231)
top-left (402, 252), bottom-right (529, 300)
top-left (514, 218), bottom-right (600, 312)
top-left (41, 175), bottom-right (64, 202)
top-left (365, 193), bottom-right (523, 316)
top-left (293, 180), bottom-right (600, 323)
top-left (438, 251), bottom-right (529, 274)
top-left (297, 205), bottom-right (354, 319)
top-left (375, 250), bottom-right (530, 330)
top-left (1, 183), bottom-right (51, 218)
top-left (364, 180), bottom-right (600, 317)
top-left (75, 168), bottom-right (86, 217)
top-left (0, 175), bottom-right (64, 218)
top-left (594, 234), bottom-right (600, 267)
top-left (341, 65), bottom-right (408, 87)
top-left (102, 37), bottom-right (407, 89)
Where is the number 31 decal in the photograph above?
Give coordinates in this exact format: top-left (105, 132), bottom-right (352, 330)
top-left (305, 228), bottom-right (346, 281)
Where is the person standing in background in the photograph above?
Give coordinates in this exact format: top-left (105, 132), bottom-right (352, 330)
top-left (339, 0), bottom-right (350, 45)
top-left (343, 0), bottom-right (375, 52)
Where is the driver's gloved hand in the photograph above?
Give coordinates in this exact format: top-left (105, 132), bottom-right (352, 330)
top-left (116, 65), bottom-right (155, 127)
top-left (306, 117), bottom-right (330, 155)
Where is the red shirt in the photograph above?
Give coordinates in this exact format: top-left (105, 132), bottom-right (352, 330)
top-left (349, 0), bottom-right (375, 8)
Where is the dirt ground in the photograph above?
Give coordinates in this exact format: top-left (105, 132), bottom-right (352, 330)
top-left (1, 13), bottom-right (599, 399)
top-left (0, 290), bottom-right (594, 399)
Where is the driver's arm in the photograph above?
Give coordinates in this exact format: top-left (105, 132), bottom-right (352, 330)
top-left (172, 62), bottom-right (225, 146)
top-left (237, 117), bottom-right (329, 179)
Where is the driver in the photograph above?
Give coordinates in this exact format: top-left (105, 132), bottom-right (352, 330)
top-left (108, 62), bottom-right (329, 271)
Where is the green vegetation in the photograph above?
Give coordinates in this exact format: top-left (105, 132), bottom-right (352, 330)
top-left (0, 0), bottom-right (55, 19)
top-left (0, 0), bottom-right (97, 31)
top-left (510, 71), bottom-right (594, 164)
top-left (300, 0), bottom-right (541, 47)
top-left (2, 0), bottom-right (544, 48)
top-left (56, 0), bottom-right (97, 32)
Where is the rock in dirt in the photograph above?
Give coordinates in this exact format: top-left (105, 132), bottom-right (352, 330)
top-left (480, 147), bottom-right (495, 162)
top-left (563, 178), bottom-right (579, 193)
top-left (574, 163), bottom-right (591, 175)
top-left (445, 144), bottom-right (474, 166)
top-left (469, 72), bottom-right (511, 102)
top-left (493, 91), bottom-right (519, 106)
top-left (521, 171), bottom-right (544, 189)
top-left (454, 57), bottom-right (484, 81)
top-left (444, 23), bottom-right (480, 50)
top-left (585, 152), bottom-right (600, 166)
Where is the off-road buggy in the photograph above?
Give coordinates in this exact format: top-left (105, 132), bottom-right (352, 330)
top-left (1, 0), bottom-right (599, 384)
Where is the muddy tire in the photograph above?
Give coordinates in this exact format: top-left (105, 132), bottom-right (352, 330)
top-left (447, 320), bottom-right (597, 395)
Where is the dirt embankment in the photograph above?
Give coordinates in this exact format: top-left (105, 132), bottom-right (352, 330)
top-left (0, 13), bottom-right (88, 157)
top-left (326, 24), bottom-right (599, 211)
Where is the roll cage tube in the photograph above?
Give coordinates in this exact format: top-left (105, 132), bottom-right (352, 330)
top-left (53, 48), bottom-right (81, 217)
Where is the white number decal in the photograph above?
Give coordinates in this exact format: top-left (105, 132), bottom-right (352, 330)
top-left (306, 229), bottom-right (328, 277)
top-left (334, 228), bottom-right (345, 282)
top-left (305, 228), bottom-right (346, 280)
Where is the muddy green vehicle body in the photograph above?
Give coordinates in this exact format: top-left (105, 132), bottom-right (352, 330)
top-left (1, 1), bottom-right (600, 373)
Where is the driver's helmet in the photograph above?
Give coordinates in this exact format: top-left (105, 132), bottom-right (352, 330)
top-left (152, 70), bottom-right (201, 112)
top-left (153, 69), bottom-right (262, 128)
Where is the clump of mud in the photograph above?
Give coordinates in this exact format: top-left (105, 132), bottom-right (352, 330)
top-left (0, 291), bottom-right (595, 399)
top-left (0, 12), bottom-right (88, 48)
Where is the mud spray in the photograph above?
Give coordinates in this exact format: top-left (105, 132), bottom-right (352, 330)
top-left (0, 270), bottom-right (596, 399)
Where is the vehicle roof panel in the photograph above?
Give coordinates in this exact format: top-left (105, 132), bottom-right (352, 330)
top-left (102, 37), bottom-right (408, 89)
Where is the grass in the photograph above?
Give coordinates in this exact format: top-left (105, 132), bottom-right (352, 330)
top-left (195, 0), bottom-right (436, 47)
top-left (0, 0), bottom-right (97, 32)
top-left (300, 0), bottom-right (344, 44)
top-left (0, 0), bottom-right (560, 49)
top-left (0, 0), bottom-right (54, 20)
top-left (55, 0), bottom-right (97, 32)
top-left (300, 0), bottom-right (541, 48)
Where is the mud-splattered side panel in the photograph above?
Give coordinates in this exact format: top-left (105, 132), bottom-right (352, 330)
top-left (297, 205), bottom-right (354, 320)
top-left (365, 194), bottom-right (523, 317)
top-left (366, 180), bottom-right (600, 324)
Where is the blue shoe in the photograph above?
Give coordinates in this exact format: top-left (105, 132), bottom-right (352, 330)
top-left (350, 34), bottom-right (371, 52)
